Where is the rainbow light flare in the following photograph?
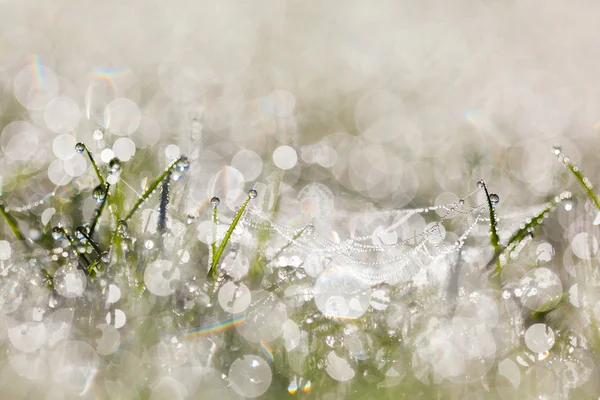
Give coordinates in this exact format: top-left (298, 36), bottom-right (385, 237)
top-left (78, 366), bottom-right (100, 395)
top-left (184, 315), bottom-right (246, 338)
top-left (32, 54), bottom-right (45, 90)
top-left (287, 377), bottom-right (298, 395)
top-left (89, 67), bottom-right (131, 93)
top-left (303, 380), bottom-right (312, 394)
top-left (260, 340), bottom-right (275, 363)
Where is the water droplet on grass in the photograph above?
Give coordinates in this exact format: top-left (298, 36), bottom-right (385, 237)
top-left (92, 185), bottom-right (106, 203)
top-left (52, 226), bottom-right (64, 240)
top-left (175, 156), bottom-right (190, 172)
top-left (75, 142), bottom-right (85, 153)
top-left (109, 158), bottom-right (121, 173)
top-left (489, 193), bottom-right (500, 205)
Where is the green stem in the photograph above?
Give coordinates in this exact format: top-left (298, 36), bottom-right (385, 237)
top-left (480, 180), bottom-right (501, 252)
top-left (89, 183), bottom-right (110, 235)
top-left (211, 204), bottom-right (218, 265)
top-left (87, 258), bottom-right (100, 276)
top-left (123, 157), bottom-right (182, 222)
top-left (208, 194), bottom-right (253, 278)
top-left (560, 154), bottom-right (600, 211)
top-left (486, 191), bottom-right (571, 272)
top-left (62, 229), bottom-right (91, 268)
top-left (78, 229), bottom-right (103, 254)
top-left (0, 202), bottom-right (26, 240)
top-left (82, 144), bottom-right (105, 186)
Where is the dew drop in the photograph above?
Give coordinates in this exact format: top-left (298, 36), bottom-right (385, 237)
top-left (52, 226), bottom-right (64, 240)
top-left (117, 220), bottom-right (128, 236)
top-left (552, 145), bottom-right (562, 155)
top-left (211, 196), bottom-right (220, 207)
top-left (489, 193), bottom-right (500, 205)
top-left (248, 189), bottom-right (258, 199)
top-left (477, 179), bottom-right (485, 189)
top-left (304, 224), bottom-right (315, 236)
top-left (74, 226), bottom-right (88, 240)
top-left (92, 184), bottom-right (107, 203)
top-left (101, 251), bottom-right (111, 263)
top-left (109, 158), bottom-right (122, 174)
top-left (74, 142), bottom-right (85, 153)
top-left (175, 156), bottom-right (190, 172)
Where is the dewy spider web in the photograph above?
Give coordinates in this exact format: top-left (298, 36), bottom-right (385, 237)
top-left (234, 186), bottom-right (488, 286)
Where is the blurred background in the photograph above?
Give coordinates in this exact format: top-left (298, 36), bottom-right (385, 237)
top-left (1, 1), bottom-right (600, 399)
top-left (1, 0), bottom-right (598, 212)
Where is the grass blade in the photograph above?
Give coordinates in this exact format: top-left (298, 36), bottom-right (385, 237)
top-left (553, 146), bottom-right (600, 211)
top-left (123, 156), bottom-right (186, 222)
top-left (0, 202), bottom-right (26, 240)
top-left (208, 191), bottom-right (256, 278)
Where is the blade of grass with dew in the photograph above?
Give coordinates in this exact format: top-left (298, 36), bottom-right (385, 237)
top-left (211, 199), bottom-right (219, 266)
top-left (486, 191), bottom-right (572, 273)
top-left (77, 143), bottom-right (105, 186)
top-left (157, 171), bottom-right (171, 233)
top-left (76, 226), bottom-right (103, 254)
top-left (553, 145), bottom-right (600, 211)
top-left (480, 179), bottom-right (501, 252)
top-left (62, 228), bottom-right (92, 268)
top-left (208, 193), bottom-right (254, 279)
top-left (479, 179), bottom-right (502, 276)
top-left (0, 202), bottom-right (26, 240)
top-left (89, 183), bottom-right (110, 235)
top-left (123, 157), bottom-right (183, 222)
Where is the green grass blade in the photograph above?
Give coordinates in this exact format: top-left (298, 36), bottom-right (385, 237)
top-left (553, 146), bottom-right (600, 211)
top-left (479, 179), bottom-right (501, 252)
top-left (77, 143), bottom-right (105, 186)
top-left (123, 157), bottom-right (184, 222)
top-left (211, 201), bottom-right (218, 266)
top-left (208, 192), bottom-right (254, 278)
top-left (486, 191), bottom-right (572, 272)
top-left (0, 202), bottom-right (26, 241)
top-left (89, 183), bottom-right (110, 235)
